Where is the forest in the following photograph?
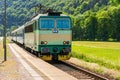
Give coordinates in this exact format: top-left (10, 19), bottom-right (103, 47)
top-left (0, 0), bottom-right (120, 41)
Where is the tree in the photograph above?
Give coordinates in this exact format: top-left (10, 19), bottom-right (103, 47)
top-left (107, 6), bottom-right (120, 41)
top-left (85, 14), bottom-right (97, 40)
top-left (72, 15), bottom-right (85, 40)
top-left (110, 0), bottom-right (120, 5)
top-left (0, 24), bottom-right (3, 30)
top-left (10, 26), bottom-right (17, 32)
top-left (96, 11), bottom-right (110, 41)
top-left (0, 25), bottom-right (4, 36)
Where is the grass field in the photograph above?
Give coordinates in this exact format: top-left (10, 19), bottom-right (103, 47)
top-left (0, 38), bottom-right (11, 61)
top-left (72, 41), bottom-right (120, 71)
top-left (0, 41), bottom-right (4, 61)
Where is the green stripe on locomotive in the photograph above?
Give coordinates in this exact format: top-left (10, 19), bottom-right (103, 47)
top-left (39, 30), bottom-right (71, 34)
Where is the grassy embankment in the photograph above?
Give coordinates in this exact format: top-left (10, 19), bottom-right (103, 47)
top-left (0, 40), bottom-right (11, 61)
top-left (72, 41), bottom-right (120, 79)
top-left (0, 41), bottom-right (4, 62)
top-left (0, 39), bottom-right (21, 79)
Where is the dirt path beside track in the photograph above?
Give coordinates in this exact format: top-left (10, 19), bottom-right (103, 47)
top-left (0, 42), bottom-right (34, 80)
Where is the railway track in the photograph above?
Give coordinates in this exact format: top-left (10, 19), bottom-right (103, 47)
top-left (11, 43), bottom-right (115, 80)
top-left (48, 61), bottom-right (113, 80)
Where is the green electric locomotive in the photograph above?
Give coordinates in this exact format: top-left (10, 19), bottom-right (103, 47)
top-left (12, 12), bottom-right (72, 60)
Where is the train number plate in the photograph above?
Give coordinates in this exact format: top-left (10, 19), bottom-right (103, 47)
top-left (52, 29), bottom-right (59, 33)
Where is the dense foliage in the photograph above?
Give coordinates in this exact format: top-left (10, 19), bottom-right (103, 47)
top-left (0, 0), bottom-right (120, 41)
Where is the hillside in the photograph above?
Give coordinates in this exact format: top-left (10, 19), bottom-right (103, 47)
top-left (0, 0), bottom-right (110, 27)
top-left (0, 0), bottom-right (40, 27)
top-left (0, 0), bottom-right (120, 41)
top-left (44, 0), bottom-right (109, 14)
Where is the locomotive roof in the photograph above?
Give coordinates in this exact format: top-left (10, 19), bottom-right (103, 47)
top-left (11, 25), bottom-right (25, 33)
top-left (31, 13), bottom-right (67, 21)
top-left (24, 13), bottom-right (67, 27)
top-left (12, 13), bottom-right (68, 33)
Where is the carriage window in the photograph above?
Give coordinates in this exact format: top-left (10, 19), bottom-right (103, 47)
top-left (40, 19), bottom-right (54, 29)
top-left (56, 19), bottom-right (70, 29)
top-left (25, 25), bottom-right (33, 33)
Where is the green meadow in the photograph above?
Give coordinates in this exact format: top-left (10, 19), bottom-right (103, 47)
top-left (72, 41), bottom-right (120, 70)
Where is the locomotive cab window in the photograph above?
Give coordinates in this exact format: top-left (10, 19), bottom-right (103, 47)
top-left (40, 19), bottom-right (54, 29)
top-left (56, 19), bottom-right (70, 29)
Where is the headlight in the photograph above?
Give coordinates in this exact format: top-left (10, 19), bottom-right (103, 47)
top-left (63, 41), bottom-right (70, 44)
top-left (41, 41), bottom-right (48, 45)
top-left (41, 41), bottom-right (44, 44)
top-left (63, 41), bottom-right (67, 44)
top-left (44, 41), bottom-right (48, 45)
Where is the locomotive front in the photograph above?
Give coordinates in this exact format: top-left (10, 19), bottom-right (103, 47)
top-left (38, 12), bottom-right (72, 60)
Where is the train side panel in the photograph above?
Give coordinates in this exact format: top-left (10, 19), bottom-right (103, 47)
top-left (16, 29), bottom-right (24, 45)
top-left (12, 32), bottom-right (17, 42)
top-left (24, 23), bottom-right (38, 51)
top-left (24, 32), bottom-right (34, 49)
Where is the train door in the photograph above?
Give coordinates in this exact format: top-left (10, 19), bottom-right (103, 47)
top-left (16, 32), bottom-right (17, 42)
top-left (34, 22), bottom-right (37, 49)
top-left (23, 29), bottom-right (25, 45)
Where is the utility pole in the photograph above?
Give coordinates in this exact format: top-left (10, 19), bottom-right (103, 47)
top-left (3, 0), bottom-right (7, 61)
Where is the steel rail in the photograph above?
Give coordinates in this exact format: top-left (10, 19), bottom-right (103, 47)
top-left (61, 61), bottom-right (114, 80)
